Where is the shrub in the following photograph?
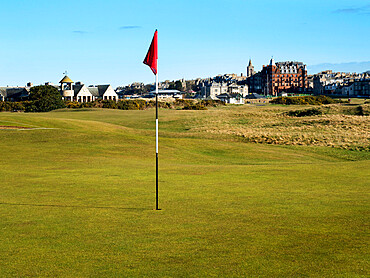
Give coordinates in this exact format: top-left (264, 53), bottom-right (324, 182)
top-left (271, 95), bottom-right (335, 105)
top-left (200, 100), bottom-right (225, 107)
top-left (182, 104), bottom-right (207, 110)
top-left (26, 85), bottom-right (65, 112)
top-left (65, 101), bottom-right (83, 109)
top-left (117, 100), bottom-right (147, 110)
top-left (286, 108), bottom-right (323, 117)
top-left (175, 99), bottom-right (195, 107)
top-left (102, 100), bottom-right (118, 109)
top-left (0, 101), bottom-right (25, 112)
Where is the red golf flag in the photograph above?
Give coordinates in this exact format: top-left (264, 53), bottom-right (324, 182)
top-left (143, 30), bottom-right (158, 75)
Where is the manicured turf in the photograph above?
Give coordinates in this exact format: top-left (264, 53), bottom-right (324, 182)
top-left (0, 107), bottom-right (369, 277)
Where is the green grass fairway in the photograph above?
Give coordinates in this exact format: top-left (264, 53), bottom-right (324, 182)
top-left (0, 107), bottom-right (369, 277)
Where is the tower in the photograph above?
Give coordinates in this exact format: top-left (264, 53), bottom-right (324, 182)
top-left (60, 75), bottom-right (74, 101)
top-left (247, 59), bottom-right (255, 77)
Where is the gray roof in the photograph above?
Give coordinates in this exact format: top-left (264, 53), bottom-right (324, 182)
top-left (0, 87), bottom-right (29, 99)
top-left (245, 93), bottom-right (265, 99)
top-left (229, 93), bottom-right (242, 98)
top-left (73, 85), bottom-right (84, 96)
top-left (86, 85), bottom-right (111, 97)
top-left (217, 93), bottom-right (242, 99)
top-left (98, 85), bottom-right (110, 96)
top-left (0, 87), bottom-right (7, 97)
top-left (217, 93), bottom-right (231, 98)
top-left (87, 87), bottom-right (99, 97)
top-left (149, 89), bottom-right (182, 94)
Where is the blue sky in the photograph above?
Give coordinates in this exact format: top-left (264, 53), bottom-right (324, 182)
top-left (0, 0), bottom-right (369, 87)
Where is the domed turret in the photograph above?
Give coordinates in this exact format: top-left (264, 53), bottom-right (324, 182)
top-left (60, 75), bottom-right (73, 84)
top-left (60, 75), bottom-right (74, 101)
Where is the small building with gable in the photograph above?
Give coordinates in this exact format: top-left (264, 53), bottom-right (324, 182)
top-left (59, 75), bottom-right (118, 102)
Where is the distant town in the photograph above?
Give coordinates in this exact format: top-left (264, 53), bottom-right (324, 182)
top-left (1, 58), bottom-right (369, 104)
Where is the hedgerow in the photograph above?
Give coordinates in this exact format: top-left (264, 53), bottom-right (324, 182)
top-left (271, 95), bottom-right (336, 105)
top-left (1, 98), bottom-right (226, 112)
top-left (0, 101), bottom-right (25, 112)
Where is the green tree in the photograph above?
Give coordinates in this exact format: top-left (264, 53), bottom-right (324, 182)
top-left (168, 80), bottom-right (183, 91)
top-left (174, 80), bottom-right (183, 91)
top-left (26, 85), bottom-right (65, 112)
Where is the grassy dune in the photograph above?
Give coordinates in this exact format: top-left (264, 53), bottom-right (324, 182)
top-left (0, 106), bottom-right (369, 277)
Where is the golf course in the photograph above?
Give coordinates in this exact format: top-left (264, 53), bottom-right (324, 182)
top-left (0, 104), bottom-right (369, 277)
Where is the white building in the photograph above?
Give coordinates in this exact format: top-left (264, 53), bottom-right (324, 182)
top-left (59, 75), bottom-right (118, 102)
top-left (216, 93), bottom-right (244, 104)
top-left (201, 83), bottom-right (248, 98)
top-left (201, 83), bottom-right (228, 98)
top-left (148, 89), bottom-right (183, 99)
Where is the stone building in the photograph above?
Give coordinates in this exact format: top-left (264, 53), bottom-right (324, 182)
top-left (261, 59), bottom-right (308, 96)
top-left (201, 83), bottom-right (228, 98)
top-left (313, 70), bottom-right (369, 96)
top-left (352, 79), bottom-right (370, 97)
top-left (200, 82), bottom-right (248, 98)
top-left (246, 71), bottom-right (263, 94)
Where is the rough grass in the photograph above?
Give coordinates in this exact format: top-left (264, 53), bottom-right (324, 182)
top-left (188, 104), bottom-right (370, 151)
top-left (0, 107), bottom-right (369, 277)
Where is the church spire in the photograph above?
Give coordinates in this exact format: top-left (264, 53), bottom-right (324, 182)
top-left (247, 58), bottom-right (255, 77)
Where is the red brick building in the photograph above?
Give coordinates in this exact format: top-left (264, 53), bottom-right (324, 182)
top-left (261, 59), bottom-right (308, 96)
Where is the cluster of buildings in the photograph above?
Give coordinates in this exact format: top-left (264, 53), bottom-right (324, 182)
top-left (1, 59), bottom-right (369, 104)
top-left (194, 58), bottom-right (369, 101)
top-left (313, 70), bottom-right (370, 97)
top-left (0, 76), bottom-right (118, 103)
top-left (196, 58), bottom-right (309, 103)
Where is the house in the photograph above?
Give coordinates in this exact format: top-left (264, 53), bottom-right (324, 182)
top-left (96, 85), bottom-right (118, 101)
top-left (216, 93), bottom-right (244, 104)
top-left (0, 87), bottom-right (30, 102)
top-left (244, 93), bottom-right (268, 103)
top-left (200, 82), bottom-right (248, 99)
top-left (201, 83), bottom-right (228, 98)
top-left (73, 84), bottom-right (94, 102)
top-left (86, 85), bottom-right (118, 101)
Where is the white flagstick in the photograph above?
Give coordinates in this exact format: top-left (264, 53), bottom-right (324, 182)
top-left (156, 72), bottom-right (159, 154)
top-left (155, 69), bottom-right (159, 210)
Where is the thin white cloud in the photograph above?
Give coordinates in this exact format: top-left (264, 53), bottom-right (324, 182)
top-left (333, 4), bottom-right (370, 14)
top-left (119, 26), bottom-right (142, 30)
top-left (72, 30), bottom-right (88, 34)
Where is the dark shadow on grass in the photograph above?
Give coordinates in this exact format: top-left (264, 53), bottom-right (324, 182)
top-left (0, 202), bottom-right (149, 211)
